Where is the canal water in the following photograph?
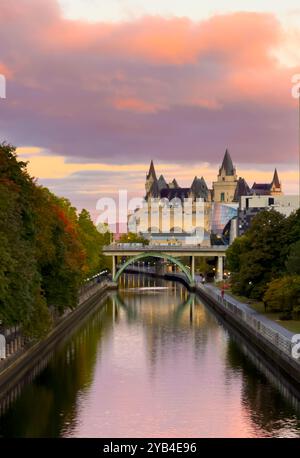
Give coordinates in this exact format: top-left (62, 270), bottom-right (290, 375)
top-left (0, 275), bottom-right (300, 438)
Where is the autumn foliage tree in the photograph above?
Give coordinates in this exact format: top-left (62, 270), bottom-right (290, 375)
top-left (0, 143), bottom-right (110, 338)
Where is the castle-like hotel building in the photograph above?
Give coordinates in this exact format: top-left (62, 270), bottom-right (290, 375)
top-left (145, 149), bottom-right (282, 203)
top-left (129, 150), bottom-right (291, 246)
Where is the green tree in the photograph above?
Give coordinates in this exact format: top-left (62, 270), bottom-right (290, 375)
top-left (227, 210), bottom-right (285, 299)
top-left (118, 232), bottom-right (149, 244)
top-left (263, 275), bottom-right (300, 317)
top-left (281, 209), bottom-right (300, 255)
top-left (286, 240), bottom-right (300, 275)
top-left (78, 209), bottom-right (112, 276)
top-left (226, 235), bottom-right (250, 273)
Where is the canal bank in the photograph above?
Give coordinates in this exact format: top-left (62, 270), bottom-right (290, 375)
top-left (196, 284), bottom-right (300, 388)
top-left (0, 278), bottom-right (116, 402)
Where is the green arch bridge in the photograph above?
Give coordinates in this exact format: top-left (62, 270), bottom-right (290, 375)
top-left (103, 244), bottom-right (227, 287)
top-left (114, 252), bottom-right (194, 285)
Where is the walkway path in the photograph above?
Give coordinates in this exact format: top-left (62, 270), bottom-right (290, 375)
top-left (203, 282), bottom-right (294, 339)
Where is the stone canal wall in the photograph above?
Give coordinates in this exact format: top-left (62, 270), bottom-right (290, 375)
top-left (196, 284), bottom-right (300, 387)
top-left (0, 278), bottom-right (116, 400)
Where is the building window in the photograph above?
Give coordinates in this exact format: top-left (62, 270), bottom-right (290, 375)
top-left (220, 192), bottom-right (225, 202)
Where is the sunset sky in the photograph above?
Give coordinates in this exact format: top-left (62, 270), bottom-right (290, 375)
top-left (0, 0), bottom-right (299, 215)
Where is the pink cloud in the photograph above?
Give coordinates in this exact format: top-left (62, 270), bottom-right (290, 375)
top-left (113, 97), bottom-right (165, 113)
top-left (0, 62), bottom-right (13, 78)
top-left (0, 0), bottom-right (298, 172)
top-left (38, 12), bottom-right (281, 66)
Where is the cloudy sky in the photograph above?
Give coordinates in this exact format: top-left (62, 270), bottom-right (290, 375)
top-left (0, 0), bottom-right (299, 216)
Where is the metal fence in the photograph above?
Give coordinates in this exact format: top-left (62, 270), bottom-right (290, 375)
top-left (197, 284), bottom-right (298, 363)
top-left (0, 325), bottom-right (26, 360)
top-left (79, 273), bottom-right (110, 305)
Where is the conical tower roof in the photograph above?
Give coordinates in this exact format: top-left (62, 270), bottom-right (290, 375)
top-left (220, 149), bottom-right (235, 176)
top-left (271, 168), bottom-right (280, 188)
top-left (146, 160), bottom-right (157, 180)
top-left (233, 177), bottom-right (250, 201)
top-left (169, 178), bottom-right (179, 188)
top-left (157, 174), bottom-right (168, 191)
top-left (191, 176), bottom-right (209, 199)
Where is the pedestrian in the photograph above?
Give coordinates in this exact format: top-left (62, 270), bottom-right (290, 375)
top-left (221, 286), bottom-right (225, 301)
top-left (263, 300), bottom-right (267, 312)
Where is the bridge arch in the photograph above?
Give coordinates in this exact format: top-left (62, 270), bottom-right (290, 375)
top-left (114, 252), bottom-right (194, 286)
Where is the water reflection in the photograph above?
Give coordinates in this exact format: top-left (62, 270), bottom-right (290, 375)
top-left (0, 301), bottom-right (114, 437)
top-left (0, 274), bottom-right (299, 437)
top-left (225, 339), bottom-right (300, 437)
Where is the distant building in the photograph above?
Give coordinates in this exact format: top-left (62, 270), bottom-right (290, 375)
top-left (145, 149), bottom-right (283, 205)
top-left (234, 194), bottom-right (298, 237)
top-left (130, 150), bottom-right (286, 246)
top-left (145, 159), bottom-right (211, 202)
top-left (145, 160), bottom-right (157, 196)
top-left (212, 149), bottom-right (239, 203)
top-left (233, 178), bottom-right (251, 202)
top-left (251, 169), bottom-right (283, 196)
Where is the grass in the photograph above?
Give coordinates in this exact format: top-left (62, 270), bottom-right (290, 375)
top-left (248, 300), bottom-right (300, 334)
top-left (217, 284), bottom-right (300, 334)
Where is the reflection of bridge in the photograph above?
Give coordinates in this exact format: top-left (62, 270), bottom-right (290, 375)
top-left (112, 291), bottom-right (195, 324)
top-left (103, 245), bottom-right (228, 286)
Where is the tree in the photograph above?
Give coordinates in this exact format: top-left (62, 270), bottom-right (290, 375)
top-left (0, 143), bottom-right (111, 337)
top-left (0, 144), bottom-right (52, 336)
top-left (281, 209), bottom-right (300, 254)
top-left (227, 210), bottom-right (285, 299)
top-left (263, 276), bottom-right (300, 317)
top-left (118, 232), bottom-right (149, 244)
top-left (226, 235), bottom-right (250, 273)
top-left (286, 240), bottom-right (300, 275)
top-left (78, 209), bottom-right (112, 277)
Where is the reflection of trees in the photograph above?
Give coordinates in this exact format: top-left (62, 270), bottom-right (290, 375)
top-left (225, 339), bottom-right (300, 436)
top-left (0, 299), bottom-right (114, 437)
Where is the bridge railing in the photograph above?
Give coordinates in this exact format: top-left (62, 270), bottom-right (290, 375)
top-left (79, 272), bottom-right (111, 305)
top-left (103, 244), bottom-right (228, 252)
